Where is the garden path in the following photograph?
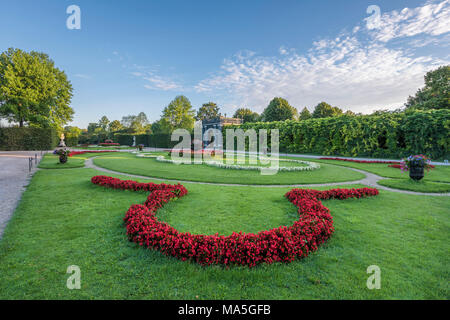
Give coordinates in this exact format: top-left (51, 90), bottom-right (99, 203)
top-left (0, 151), bottom-right (43, 238)
top-left (85, 156), bottom-right (450, 197)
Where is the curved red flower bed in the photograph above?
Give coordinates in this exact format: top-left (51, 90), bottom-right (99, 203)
top-left (69, 150), bottom-right (118, 157)
top-left (91, 175), bottom-right (378, 267)
top-left (320, 157), bottom-right (400, 164)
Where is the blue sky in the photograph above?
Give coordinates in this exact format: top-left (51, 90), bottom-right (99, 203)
top-left (0, 0), bottom-right (448, 128)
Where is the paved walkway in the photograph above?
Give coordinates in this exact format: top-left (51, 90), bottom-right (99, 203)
top-left (0, 151), bottom-right (44, 238)
top-left (85, 157), bottom-right (450, 196)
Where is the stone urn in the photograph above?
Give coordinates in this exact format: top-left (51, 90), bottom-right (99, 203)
top-left (409, 159), bottom-right (424, 181)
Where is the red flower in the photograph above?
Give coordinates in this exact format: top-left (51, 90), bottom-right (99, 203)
top-left (92, 175), bottom-right (378, 267)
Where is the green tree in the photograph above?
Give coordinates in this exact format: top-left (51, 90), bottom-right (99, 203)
top-left (233, 108), bottom-right (260, 123)
top-left (120, 112), bottom-right (149, 134)
top-left (0, 48), bottom-right (73, 128)
top-left (108, 120), bottom-right (123, 132)
top-left (312, 102), bottom-right (343, 118)
top-left (98, 116), bottom-right (110, 131)
top-left (261, 97), bottom-right (297, 122)
top-left (160, 95), bottom-right (195, 132)
top-left (405, 65), bottom-right (449, 110)
top-left (87, 122), bottom-right (99, 133)
top-left (196, 102), bottom-right (220, 121)
top-left (151, 120), bottom-right (165, 134)
top-left (298, 107), bottom-right (312, 120)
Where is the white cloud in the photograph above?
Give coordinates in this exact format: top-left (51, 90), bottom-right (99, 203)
top-left (143, 75), bottom-right (181, 91)
top-left (195, 0), bottom-right (450, 114)
top-left (369, 0), bottom-right (450, 42)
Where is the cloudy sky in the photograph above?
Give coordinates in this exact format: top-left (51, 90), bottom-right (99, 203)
top-left (0, 0), bottom-right (449, 127)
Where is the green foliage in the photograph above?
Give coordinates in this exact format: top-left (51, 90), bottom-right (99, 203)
top-left (312, 102), bottom-right (343, 118)
top-left (0, 48), bottom-right (73, 128)
top-left (405, 65), bottom-right (449, 110)
top-left (108, 120), bottom-right (123, 132)
top-left (120, 112), bottom-right (149, 134)
top-left (196, 102), bottom-right (220, 121)
top-left (98, 116), bottom-right (110, 131)
top-left (233, 108), bottom-right (260, 123)
top-left (226, 109), bottom-right (450, 159)
top-left (0, 127), bottom-right (57, 150)
top-left (114, 134), bottom-right (134, 146)
top-left (299, 107), bottom-right (312, 120)
top-left (261, 97), bottom-right (297, 122)
top-left (161, 95), bottom-right (195, 132)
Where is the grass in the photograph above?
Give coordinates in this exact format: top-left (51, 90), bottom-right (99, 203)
top-left (0, 167), bottom-right (448, 299)
top-left (296, 158), bottom-right (450, 183)
top-left (378, 179), bottom-right (450, 193)
top-left (71, 146), bottom-right (132, 150)
top-left (93, 153), bottom-right (364, 185)
top-left (38, 152), bottom-right (117, 169)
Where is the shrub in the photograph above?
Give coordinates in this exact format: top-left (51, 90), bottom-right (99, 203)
top-left (0, 127), bottom-right (58, 150)
top-left (223, 110), bottom-right (450, 159)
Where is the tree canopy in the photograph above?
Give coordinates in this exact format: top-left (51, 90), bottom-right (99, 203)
top-left (299, 107), bottom-right (312, 120)
top-left (196, 102), bottom-right (220, 121)
top-left (0, 48), bottom-right (73, 128)
top-left (160, 95), bottom-right (195, 132)
top-left (233, 108), bottom-right (259, 123)
top-left (312, 102), bottom-right (343, 118)
top-left (261, 97), bottom-right (297, 122)
top-left (405, 65), bottom-right (449, 110)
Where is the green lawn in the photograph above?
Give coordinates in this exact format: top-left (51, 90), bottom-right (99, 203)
top-left (378, 179), bottom-right (450, 193)
top-left (93, 153), bottom-right (364, 185)
top-left (38, 152), bottom-right (119, 169)
top-left (0, 167), bottom-right (448, 299)
top-left (295, 158), bottom-right (450, 183)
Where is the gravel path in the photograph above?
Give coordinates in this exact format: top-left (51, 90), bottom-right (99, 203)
top-left (0, 151), bottom-right (43, 238)
top-left (85, 157), bottom-right (450, 196)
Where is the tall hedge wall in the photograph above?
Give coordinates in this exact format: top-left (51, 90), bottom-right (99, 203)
top-left (222, 110), bottom-right (450, 159)
top-left (0, 127), bottom-right (58, 151)
top-left (113, 133), bottom-right (179, 148)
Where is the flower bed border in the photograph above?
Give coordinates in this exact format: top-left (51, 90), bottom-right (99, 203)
top-left (136, 154), bottom-right (320, 172)
top-left (91, 175), bottom-right (378, 267)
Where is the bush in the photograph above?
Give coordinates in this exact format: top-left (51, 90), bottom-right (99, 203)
top-left (113, 133), bottom-right (183, 148)
top-left (0, 127), bottom-right (58, 150)
top-left (223, 110), bottom-right (450, 159)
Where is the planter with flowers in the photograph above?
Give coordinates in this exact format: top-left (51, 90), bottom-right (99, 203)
top-left (55, 149), bottom-right (71, 164)
top-left (400, 155), bottom-right (433, 181)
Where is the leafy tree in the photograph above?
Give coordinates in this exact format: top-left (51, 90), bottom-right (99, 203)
top-left (64, 126), bottom-right (81, 137)
top-left (0, 48), bottom-right (73, 128)
top-left (196, 102), bottom-right (220, 121)
top-left (298, 107), bottom-right (312, 120)
top-left (261, 97), bottom-right (297, 122)
top-left (120, 112), bottom-right (150, 134)
top-left (405, 65), bottom-right (449, 110)
top-left (87, 122), bottom-right (99, 133)
top-left (233, 108), bottom-right (260, 123)
top-left (312, 102), bottom-right (343, 118)
top-left (160, 95), bottom-right (195, 132)
top-left (98, 116), bottom-right (110, 131)
top-left (108, 120), bottom-right (123, 132)
top-left (151, 120), bottom-right (165, 134)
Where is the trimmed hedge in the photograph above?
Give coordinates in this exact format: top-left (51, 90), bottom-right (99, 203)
top-left (114, 133), bottom-right (180, 148)
top-left (223, 110), bottom-right (450, 159)
top-left (0, 127), bottom-right (58, 150)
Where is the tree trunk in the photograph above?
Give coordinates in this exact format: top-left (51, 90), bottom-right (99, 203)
top-left (19, 119), bottom-right (24, 127)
